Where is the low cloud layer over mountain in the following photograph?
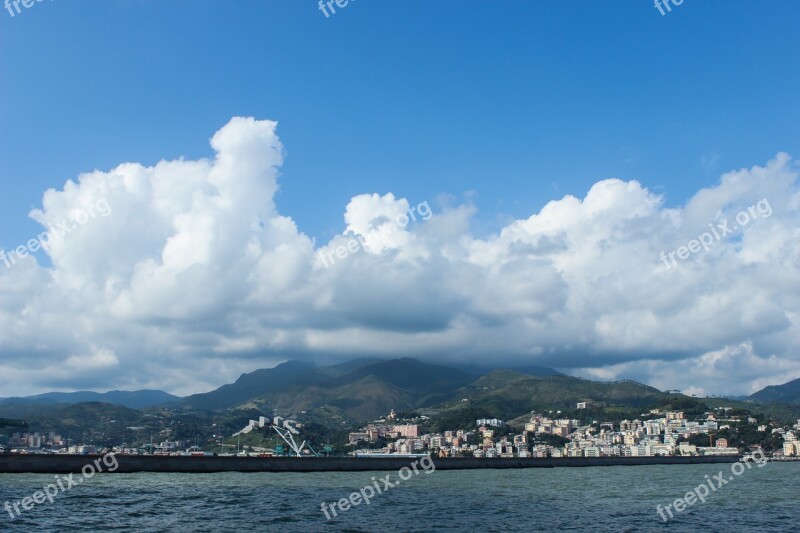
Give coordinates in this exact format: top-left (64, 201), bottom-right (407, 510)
top-left (2, 118), bottom-right (798, 397)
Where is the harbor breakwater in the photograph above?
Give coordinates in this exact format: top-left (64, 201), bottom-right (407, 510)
top-left (0, 454), bottom-right (740, 474)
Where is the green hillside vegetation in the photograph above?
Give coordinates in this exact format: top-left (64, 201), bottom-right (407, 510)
top-left (14, 403), bottom-right (268, 450)
top-left (440, 370), bottom-right (669, 422)
top-left (184, 358), bottom-right (475, 421)
top-left (23, 402), bottom-right (160, 447)
top-left (748, 376), bottom-right (800, 405)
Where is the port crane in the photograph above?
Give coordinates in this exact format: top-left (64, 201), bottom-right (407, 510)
top-left (271, 422), bottom-right (319, 457)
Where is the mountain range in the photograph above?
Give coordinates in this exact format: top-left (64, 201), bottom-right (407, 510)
top-left (748, 377), bottom-right (800, 406)
top-left (0, 390), bottom-right (179, 410)
top-left (181, 358), bottom-right (477, 420)
top-left (3, 359), bottom-right (800, 423)
top-left (160, 358), bottom-right (694, 421)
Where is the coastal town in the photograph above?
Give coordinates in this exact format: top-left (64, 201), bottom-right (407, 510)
top-left (346, 407), bottom-right (800, 460)
top-left (5, 404), bottom-right (800, 460)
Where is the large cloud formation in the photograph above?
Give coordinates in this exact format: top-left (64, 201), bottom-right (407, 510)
top-left (1, 118), bottom-right (798, 397)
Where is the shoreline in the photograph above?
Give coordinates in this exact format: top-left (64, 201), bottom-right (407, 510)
top-left (0, 454), bottom-right (740, 474)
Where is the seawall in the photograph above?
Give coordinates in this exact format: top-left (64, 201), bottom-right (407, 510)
top-left (0, 454), bottom-right (739, 474)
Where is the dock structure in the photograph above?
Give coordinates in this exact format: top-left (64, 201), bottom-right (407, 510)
top-left (0, 454), bottom-right (740, 474)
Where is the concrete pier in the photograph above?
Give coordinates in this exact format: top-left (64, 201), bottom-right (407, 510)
top-left (0, 454), bottom-right (739, 474)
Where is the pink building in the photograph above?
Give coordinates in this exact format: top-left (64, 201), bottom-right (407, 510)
top-left (393, 424), bottom-right (420, 438)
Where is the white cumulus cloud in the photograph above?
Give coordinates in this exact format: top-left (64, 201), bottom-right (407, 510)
top-left (1, 117), bottom-right (799, 397)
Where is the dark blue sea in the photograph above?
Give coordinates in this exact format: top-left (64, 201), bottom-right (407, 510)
top-left (1, 462), bottom-right (798, 531)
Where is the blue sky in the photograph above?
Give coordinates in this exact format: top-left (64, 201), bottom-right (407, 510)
top-left (1, 1), bottom-right (800, 397)
top-left (2, 0), bottom-right (797, 246)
